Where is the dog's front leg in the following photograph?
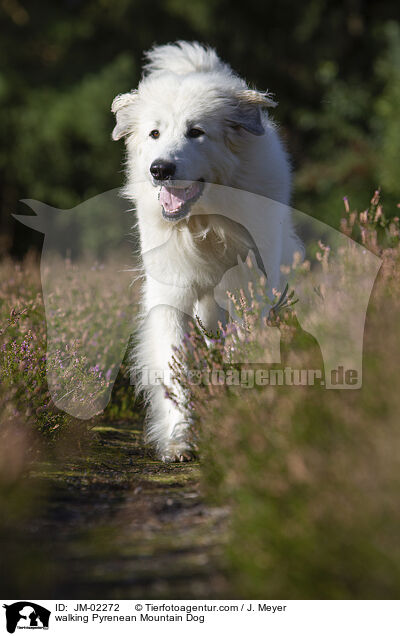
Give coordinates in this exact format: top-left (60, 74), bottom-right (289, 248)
top-left (139, 301), bottom-right (195, 462)
top-left (195, 290), bottom-right (229, 336)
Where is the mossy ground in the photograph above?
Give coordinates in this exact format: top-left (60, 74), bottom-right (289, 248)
top-left (1, 419), bottom-right (229, 599)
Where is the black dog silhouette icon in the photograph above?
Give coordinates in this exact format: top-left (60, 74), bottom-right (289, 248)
top-left (3, 602), bottom-right (50, 633)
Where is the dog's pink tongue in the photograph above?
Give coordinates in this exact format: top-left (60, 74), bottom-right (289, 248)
top-left (159, 184), bottom-right (199, 213)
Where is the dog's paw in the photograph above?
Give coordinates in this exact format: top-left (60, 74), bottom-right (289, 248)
top-left (160, 442), bottom-right (196, 463)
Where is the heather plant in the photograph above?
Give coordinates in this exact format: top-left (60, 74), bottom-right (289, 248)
top-left (169, 194), bottom-right (379, 435)
top-left (0, 255), bottom-right (66, 435)
top-left (181, 191), bottom-right (400, 598)
top-left (340, 189), bottom-right (400, 253)
top-left (39, 254), bottom-right (136, 419)
top-left (0, 254), bottom-right (142, 597)
top-left (167, 261), bottom-right (300, 450)
top-left (0, 255), bottom-right (139, 437)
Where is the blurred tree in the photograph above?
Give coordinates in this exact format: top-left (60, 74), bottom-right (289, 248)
top-left (0, 0), bottom-right (399, 256)
top-left (374, 21), bottom-right (400, 202)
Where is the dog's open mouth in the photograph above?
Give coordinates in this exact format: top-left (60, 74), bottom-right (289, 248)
top-left (159, 179), bottom-right (204, 221)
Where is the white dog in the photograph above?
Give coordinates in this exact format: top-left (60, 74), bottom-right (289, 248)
top-left (112, 41), bottom-right (300, 461)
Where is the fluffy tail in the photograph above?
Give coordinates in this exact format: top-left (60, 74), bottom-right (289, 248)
top-left (143, 40), bottom-right (231, 76)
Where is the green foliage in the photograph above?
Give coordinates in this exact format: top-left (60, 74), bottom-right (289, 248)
top-left (0, 1), bottom-right (399, 256)
top-left (12, 55), bottom-right (136, 209)
top-left (295, 18), bottom-right (400, 224)
top-left (374, 22), bottom-right (400, 201)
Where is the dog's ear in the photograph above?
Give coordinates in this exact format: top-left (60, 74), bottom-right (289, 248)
top-left (111, 90), bottom-right (138, 141)
top-left (228, 89), bottom-right (277, 136)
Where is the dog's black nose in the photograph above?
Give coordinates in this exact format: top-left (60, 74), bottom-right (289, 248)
top-left (150, 160), bottom-right (176, 180)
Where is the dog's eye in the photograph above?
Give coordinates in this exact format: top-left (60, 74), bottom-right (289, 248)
top-left (187, 128), bottom-right (204, 138)
top-left (149, 129), bottom-right (160, 139)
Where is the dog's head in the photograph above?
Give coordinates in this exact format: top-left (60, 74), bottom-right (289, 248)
top-left (112, 59), bottom-right (276, 222)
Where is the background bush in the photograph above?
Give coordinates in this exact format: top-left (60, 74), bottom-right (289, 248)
top-left (0, 0), bottom-right (399, 256)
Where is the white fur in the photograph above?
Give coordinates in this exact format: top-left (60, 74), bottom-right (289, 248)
top-left (112, 41), bottom-right (300, 461)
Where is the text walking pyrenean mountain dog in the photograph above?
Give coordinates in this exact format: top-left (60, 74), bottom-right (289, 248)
top-left (112, 41), bottom-right (301, 461)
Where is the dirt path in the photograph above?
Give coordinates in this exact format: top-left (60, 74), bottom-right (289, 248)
top-left (21, 421), bottom-right (228, 599)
